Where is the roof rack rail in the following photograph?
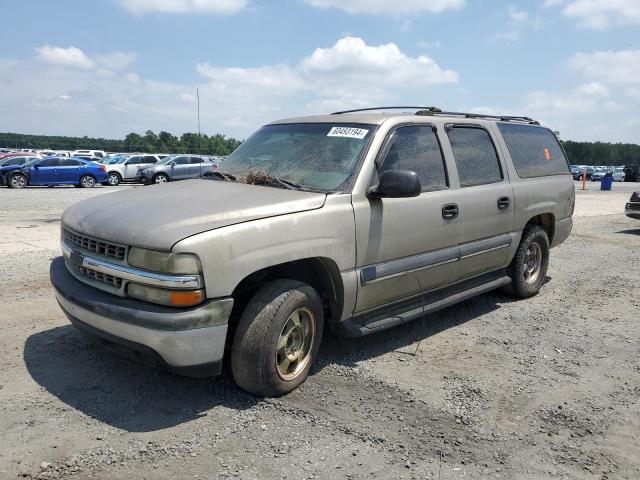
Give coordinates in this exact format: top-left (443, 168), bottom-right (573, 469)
top-left (418, 110), bottom-right (539, 125)
top-left (331, 106), bottom-right (539, 125)
top-left (331, 106), bottom-right (441, 115)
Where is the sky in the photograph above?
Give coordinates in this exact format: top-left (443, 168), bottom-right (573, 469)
top-left (0, 0), bottom-right (639, 143)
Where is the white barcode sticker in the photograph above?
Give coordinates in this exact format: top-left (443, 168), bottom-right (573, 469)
top-left (327, 127), bottom-right (369, 139)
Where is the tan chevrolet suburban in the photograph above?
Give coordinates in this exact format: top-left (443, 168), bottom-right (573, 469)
top-left (50, 107), bottom-right (574, 397)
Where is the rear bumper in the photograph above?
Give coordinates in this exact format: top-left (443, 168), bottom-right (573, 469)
top-left (50, 257), bottom-right (233, 376)
top-left (551, 217), bottom-right (573, 248)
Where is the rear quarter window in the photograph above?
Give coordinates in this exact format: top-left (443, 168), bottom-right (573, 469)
top-left (498, 124), bottom-right (569, 178)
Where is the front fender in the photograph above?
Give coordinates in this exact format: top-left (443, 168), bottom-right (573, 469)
top-left (172, 194), bottom-right (356, 299)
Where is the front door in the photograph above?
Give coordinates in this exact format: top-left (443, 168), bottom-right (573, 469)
top-left (170, 156), bottom-right (192, 179)
top-left (444, 125), bottom-right (515, 279)
top-left (352, 124), bottom-right (462, 314)
top-left (31, 157), bottom-right (60, 184)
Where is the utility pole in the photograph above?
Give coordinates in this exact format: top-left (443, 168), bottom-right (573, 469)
top-left (196, 88), bottom-right (201, 152)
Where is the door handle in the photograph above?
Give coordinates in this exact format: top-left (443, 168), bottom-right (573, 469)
top-left (442, 203), bottom-right (459, 219)
top-left (497, 196), bottom-right (510, 210)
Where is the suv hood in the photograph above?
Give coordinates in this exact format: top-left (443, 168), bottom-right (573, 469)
top-left (62, 180), bottom-right (327, 250)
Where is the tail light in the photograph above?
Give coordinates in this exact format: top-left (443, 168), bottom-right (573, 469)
top-left (99, 164), bottom-right (106, 171)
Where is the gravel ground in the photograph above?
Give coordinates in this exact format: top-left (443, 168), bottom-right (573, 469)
top-left (0, 181), bottom-right (639, 480)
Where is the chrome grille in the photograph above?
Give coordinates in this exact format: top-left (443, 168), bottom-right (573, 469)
top-left (63, 228), bottom-right (126, 260)
top-left (78, 266), bottom-right (123, 288)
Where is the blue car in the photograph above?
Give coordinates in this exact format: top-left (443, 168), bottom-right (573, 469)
top-left (1, 156), bottom-right (108, 189)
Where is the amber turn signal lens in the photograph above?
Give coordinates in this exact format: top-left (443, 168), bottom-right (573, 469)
top-left (169, 289), bottom-right (205, 307)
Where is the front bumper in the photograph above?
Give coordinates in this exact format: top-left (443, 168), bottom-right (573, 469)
top-left (626, 202), bottom-right (640, 220)
top-left (50, 257), bottom-right (233, 376)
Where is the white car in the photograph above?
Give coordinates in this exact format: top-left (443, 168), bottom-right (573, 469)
top-left (613, 168), bottom-right (626, 182)
top-left (105, 154), bottom-right (161, 185)
top-left (72, 149), bottom-right (106, 159)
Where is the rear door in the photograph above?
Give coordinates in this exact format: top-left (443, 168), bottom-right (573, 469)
top-left (58, 158), bottom-right (82, 183)
top-left (444, 125), bottom-right (515, 280)
top-left (189, 156), bottom-right (205, 177)
top-left (123, 156), bottom-right (144, 179)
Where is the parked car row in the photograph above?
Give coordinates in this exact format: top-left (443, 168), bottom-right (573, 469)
top-left (570, 164), bottom-right (639, 182)
top-left (0, 151), bottom-right (224, 188)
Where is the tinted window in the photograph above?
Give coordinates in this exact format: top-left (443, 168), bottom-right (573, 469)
top-left (191, 157), bottom-right (204, 164)
top-left (39, 158), bottom-right (60, 167)
top-left (173, 156), bottom-right (190, 165)
top-left (377, 125), bottom-right (447, 192)
top-left (127, 156), bottom-right (143, 165)
top-left (5, 158), bottom-right (26, 166)
top-left (95, 152), bottom-right (104, 158)
top-left (497, 124), bottom-right (569, 178)
top-left (448, 127), bottom-right (502, 187)
top-left (61, 159), bottom-right (81, 166)
top-left (143, 156), bottom-right (157, 163)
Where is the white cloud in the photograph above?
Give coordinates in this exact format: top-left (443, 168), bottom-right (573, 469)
top-left (36, 45), bottom-right (94, 70)
top-left (3, 36), bottom-right (459, 140)
top-left (568, 50), bottom-right (640, 85)
top-left (561, 0), bottom-right (640, 29)
top-left (302, 36), bottom-right (458, 86)
top-left (494, 6), bottom-right (542, 42)
top-left (36, 45), bottom-right (137, 73)
top-left (117, 0), bottom-right (248, 14)
top-left (575, 82), bottom-right (609, 97)
top-left (304, 0), bottom-right (464, 14)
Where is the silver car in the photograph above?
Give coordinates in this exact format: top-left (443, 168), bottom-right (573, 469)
top-left (50, 107), bottom-right (574, 397)
top-left (137, 155), bottom-right (217, 184)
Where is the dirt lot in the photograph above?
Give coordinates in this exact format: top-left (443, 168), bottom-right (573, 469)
top-left (0, 182), bottom-right (639, 480)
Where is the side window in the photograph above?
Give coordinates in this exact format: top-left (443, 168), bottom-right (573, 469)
top-left (95, 152), bottom-right (104, 158)
top-left (447, 127), bottom-right (502, 187)
top-left (39, 158), bottom-right (60, 167)
top-left (143, 155), bottom-right (157, 163)
top-left (497, 123), bottom-right (569, 178)
top-left (377, 125), bottom-right (448, 192)
top-left (127, 156), bottom-right (142, 165)
top-left (191, 157), bottom-right (204, 164)
top-left (61, 159), bottom-right (80, 166)
top-left (173, 156), bottom-right (190, 165)
top-left (6, 158), bottom-right (25, 166)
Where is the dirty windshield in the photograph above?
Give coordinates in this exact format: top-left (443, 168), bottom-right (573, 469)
top-left (217, 123), bottom-right (375, 191)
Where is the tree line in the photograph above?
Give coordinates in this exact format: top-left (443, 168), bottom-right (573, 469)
top-left (0, 130), bottom-right (242, 156)
top-left (1, 130), bottom-right (640, 166)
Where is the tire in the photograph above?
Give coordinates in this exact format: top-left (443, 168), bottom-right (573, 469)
top-left (502, 225), bottom-right (550, 299)
top-left (79, 175), bottom-right (96, 188)
top-left (153, 173), bottom-right (169, 184)
top-left (8, 173), bottom-right (27, 189)
top-left (107, 172), bottom-right (121, 186)
top-left (231, 279), bottom-right (324, 397)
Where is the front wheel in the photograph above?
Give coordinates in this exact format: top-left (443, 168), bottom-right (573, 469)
top-left (231, 280), bottom-right (324, 397)
top-left (154, 173), bottom-right (169, 184)
top-left (503, 225), bottom-right (550, 299)
top-left (8, 173), bottom-right (27, 189)
top-left (79, 175), bottom-right (96, 188)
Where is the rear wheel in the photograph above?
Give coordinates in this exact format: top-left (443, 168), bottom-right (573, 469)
top-left (8, 173), bottom-right (27, 189)
top-left (107, 172), bottom-right (121, 186)
top-left (503, 225), bottom-right (549, 299)
top-left (79, 175), bottom-right (96, 188)
top-left (154, 173), bottom-right (169, 184)
top-left (231, 280), bottom-right (324, 397)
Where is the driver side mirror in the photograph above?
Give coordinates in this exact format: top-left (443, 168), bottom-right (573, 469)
top-left (169, 161), bottom-right (175, 166)
top-left (368, 170), bottom-right (422, 199)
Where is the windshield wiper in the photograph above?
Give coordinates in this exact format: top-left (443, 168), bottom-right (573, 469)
top-left (204, 171), bottom-right (236, 182)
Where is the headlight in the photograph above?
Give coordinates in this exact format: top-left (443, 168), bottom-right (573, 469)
top-left (128, 247), bottom-right (201, 274)
top-left (127, 283), bottom-right (205, 307)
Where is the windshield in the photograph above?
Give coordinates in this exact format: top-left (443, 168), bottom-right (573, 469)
top-left (109, 156), bottom-right (128, 164)
top-left (217, 123), bottom-right (375, 191)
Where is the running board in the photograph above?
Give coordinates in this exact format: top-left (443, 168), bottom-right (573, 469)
top-left (333, 272), bottom-right (511, 337)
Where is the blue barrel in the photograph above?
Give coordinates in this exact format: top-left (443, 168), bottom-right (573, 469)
top-left (601, 176), bottom-right (613, 191)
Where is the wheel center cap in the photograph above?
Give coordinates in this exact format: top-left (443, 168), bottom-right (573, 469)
top-left (285, 326), bottom-right (304, 360)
